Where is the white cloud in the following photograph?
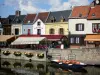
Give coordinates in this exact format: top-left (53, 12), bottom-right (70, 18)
top-left (4, 0), bottom-right (90, 14)
top-left (49, 0), bottom-right (89, 11)
top-left (18, 0), bottom-right (47, 14)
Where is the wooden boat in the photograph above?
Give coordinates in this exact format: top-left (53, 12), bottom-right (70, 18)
top-left (51, 59), bottom-right (86, 68)
top-left (50, 60), bottom-right (87, 73)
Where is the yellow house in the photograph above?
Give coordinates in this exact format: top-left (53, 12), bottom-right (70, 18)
top-left (45, 10), bottom-right (71, 35)
top-left (45, 22), bottom-right (68, 35)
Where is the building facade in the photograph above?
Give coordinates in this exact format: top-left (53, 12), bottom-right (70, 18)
top-left (22, 14), bottom-right (36, 35)
top-left (69, 6), bottom-right (91, 48)
top-left (33, 12), bottom-right (49, 35)
top-left (45, 10), bottom-right (71, 35)
top-left (11, 10), bottom-right (26, 35)
top-left (85, 5), bottom-right (100, 48)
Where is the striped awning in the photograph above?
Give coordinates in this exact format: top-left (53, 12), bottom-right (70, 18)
top-left (11, 37), bottom-right (46, 45)
top-left (84, 34), bottom-right (100, 41)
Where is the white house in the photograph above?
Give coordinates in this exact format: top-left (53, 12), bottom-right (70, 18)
top-left (22, 14), bottom-right (36, 35)
top-left (85, 5), bottom-right (100, 48)
top-left (33, 19), bottom-right (45, 35)
top-left (11, 10), bottom-right (26, 35)
top-left (33, 12), bottom-right (49, 35)
top-left (68, 6), bottom-right (91, 48)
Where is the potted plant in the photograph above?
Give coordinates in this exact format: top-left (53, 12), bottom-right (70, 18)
top-left (24, 52), bottom-right (33, 58)
top-left (14, 51), bottom-right (22, 56)
top-left (3, 51), bottom-right (11, 56)
top-left (37, 53), bottom-right (44, 59)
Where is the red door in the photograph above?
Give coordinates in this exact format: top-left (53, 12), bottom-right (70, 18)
top-left (28, 29), bottom-right (30, 35)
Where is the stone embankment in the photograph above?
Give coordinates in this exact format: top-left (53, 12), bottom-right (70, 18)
top-left (48, 48), bottom-right (100, 64)
top-left (1, 48), bottom-right (46, 61)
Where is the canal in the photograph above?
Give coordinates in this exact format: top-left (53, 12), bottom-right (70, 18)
top-left (0, 59), bottom-right (100, 75)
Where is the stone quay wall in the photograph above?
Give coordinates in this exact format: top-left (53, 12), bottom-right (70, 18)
top-left (1, 48), bottom-right (47, 61)
top-left (48, 48), bottom-right (100, 64)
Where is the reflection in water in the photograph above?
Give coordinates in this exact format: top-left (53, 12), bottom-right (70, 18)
top-left (0, 59), bottom-right (100, 75)
top-left (13, 62), bottom-right (21, 68)
top-left (24, 63), bottom-right (34, 69)
top-left (2, 61), bottom-right (10, 67)
top-left (37, 64), bottom-right (44, 70)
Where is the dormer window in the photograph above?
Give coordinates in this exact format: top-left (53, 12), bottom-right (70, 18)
top-left (61, 16), bottom-right (65, 22)
top-left (51, 16), bottom-right (56, 23)
top-left (79, 13), bottom-right (82, 17)
top-left (28, 20), bottom-right (30, 23)
top-left (16, 18), bottom-right (19, 22)
top-left (92, 13), bottom-right (95, 17)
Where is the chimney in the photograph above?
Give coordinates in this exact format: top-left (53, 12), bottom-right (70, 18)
top-left (15, 10), bottom-right (21, 16)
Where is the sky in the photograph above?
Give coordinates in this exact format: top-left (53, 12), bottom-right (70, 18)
top-left (0, 0), bottom-right (93, 18)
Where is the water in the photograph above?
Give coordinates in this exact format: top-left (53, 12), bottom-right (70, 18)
top-left (0, 59), bottom-right (100, 75)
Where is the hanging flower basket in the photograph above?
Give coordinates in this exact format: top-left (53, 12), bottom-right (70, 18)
top-left (14, 51), bottom-right (22, 56)
top-left (3, 51), bottom-right (11, 56)
top-left (37, 53), bottom-right (44, 59)
top-left (24, 52), bottom-right (34, 58)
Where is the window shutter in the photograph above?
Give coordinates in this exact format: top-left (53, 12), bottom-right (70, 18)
top-left (76, 24), bottom-right (78, 31)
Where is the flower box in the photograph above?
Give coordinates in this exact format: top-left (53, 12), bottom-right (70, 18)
top-left (14, 51), bottom-right (22, 56)
top-left (24, 52), bottom-right (33, 58)
top-left (3, 51), bottom-right (11, 56)
top-left (37, 53), bottom-right (44, 59)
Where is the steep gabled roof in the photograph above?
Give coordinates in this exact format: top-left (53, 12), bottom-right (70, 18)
top-left (0, 18), bottom-right (9, 25)
top-left (35, 12), bottom-right (49, 23)
top-left (46, 10), bottom-right (71, 23)
top-left (69, 6), bottom-right (91, 19)
top-left (12, 15), bottom-right (26, 24)
top-left (23, 14), bottom-right (37, 24)
top-left (7, 15), bottom-right (15, 24)
top-left (88, 5), bottom-right (100, 20)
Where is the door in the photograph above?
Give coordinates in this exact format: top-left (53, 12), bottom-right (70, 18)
top-left (28, 29), bottom-right (30, 35)
top-left (15, 28), bottom-right (19, 35)
top-left (37, 29), bottom-right (41, 35)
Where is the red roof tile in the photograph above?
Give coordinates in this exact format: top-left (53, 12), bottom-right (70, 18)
top-left (88, 5), bottom-right (100, 19)
top-left (23, 14), bottom-right (36, 24)
top-left (69, 6), bottom-right (90, 19)
top-left (35, 12), bottom-right (49, 22)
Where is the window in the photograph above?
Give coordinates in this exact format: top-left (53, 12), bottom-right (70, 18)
top-left (70, 37), bottom-right (80, 44)
top-left (49, 28), bottom-right (55, 34)
top-left (76, 23), bottom-right (84, 31)
top-left (51, 16), bottom-right (56, 23)
top-left (37, 21), bottom-right (41, 26)
top-left (61, 16), bottom-right (65, 22)
top-left (28, 20), bottom-right (30, 23)
top-left (76, 37), bottom-right (79, 44)
top-left (15, 28), bottom-right (19, 35)
top-left (92, 13), bottom-right (95, 17)
top-left (59, 28), bottom-right (64, 35)
top-left (92, 23), bottom-right (100, 33)
top-left (79, 13), bottom-right (82, 17)
top-left (70, 38), bottom-right (74, 44)
top-left (37, 29), bottom-right (41, 35)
